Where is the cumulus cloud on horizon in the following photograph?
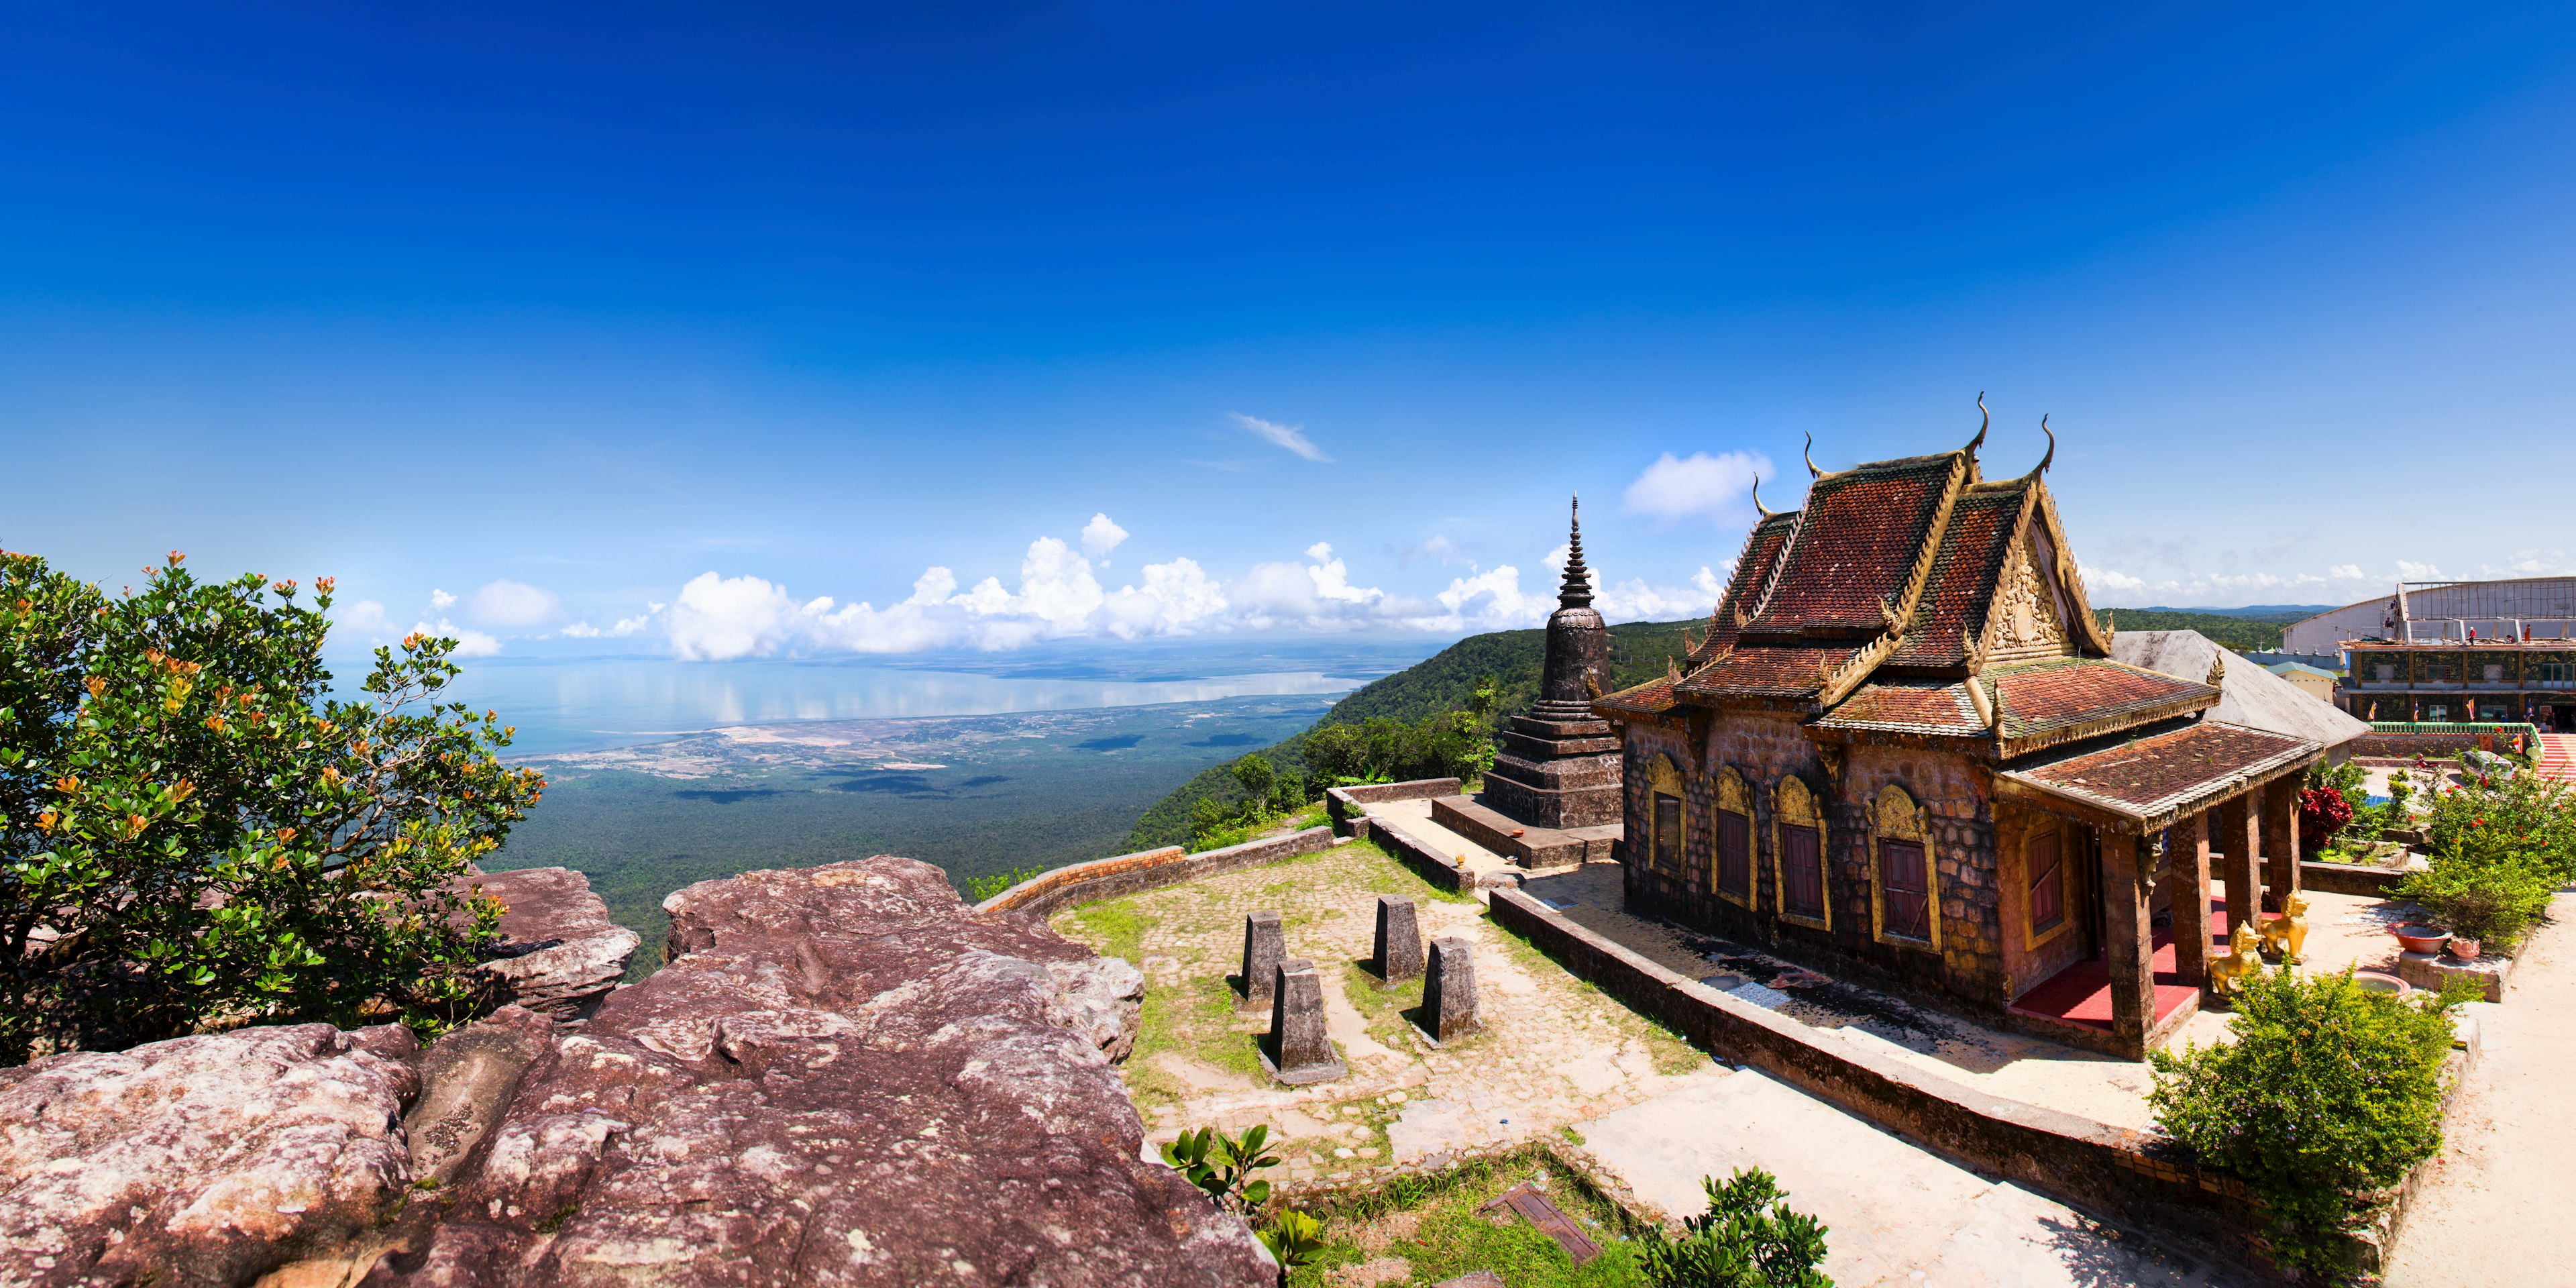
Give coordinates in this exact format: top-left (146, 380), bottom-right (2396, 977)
top-left (626, 518), bottom-right (1727, 661)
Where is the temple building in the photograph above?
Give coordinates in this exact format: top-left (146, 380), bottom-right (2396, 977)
top-left (1428, 500), bottom-right (1625, 867)
top-left (1593, 418), bottom-right (2324, 1058)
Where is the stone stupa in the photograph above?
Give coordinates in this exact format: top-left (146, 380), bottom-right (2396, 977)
top-left (1430, 497), bottom-right (1625, 867)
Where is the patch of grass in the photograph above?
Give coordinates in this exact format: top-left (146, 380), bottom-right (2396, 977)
top-left (1067, 901), bottom-right (1157, 961)
top-left (1338, 960), bottom-right (1431, 1053)
top-left (1285, 1150), bottom-right (1648, 1288)
top-left (1559, 1124), bottom-right (1586, 1147)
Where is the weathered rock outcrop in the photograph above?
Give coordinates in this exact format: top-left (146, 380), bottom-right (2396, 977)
top-left (0, 857), bottom-right (1267, 1288)
top-left (459, 867), bottom-right (643, 1020)
top-left (0, 1023), bottom-right (423, 1287)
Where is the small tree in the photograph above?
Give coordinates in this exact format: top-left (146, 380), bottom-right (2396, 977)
top-left (2148, 967), bottom-right (2454, 1275)
top-left (1230, 753), bottom-right (1277, 804)
top-left (1635, 1167), bottom-right (1833, 1287)
top-left (0, 550), bottom-right (543, 1062)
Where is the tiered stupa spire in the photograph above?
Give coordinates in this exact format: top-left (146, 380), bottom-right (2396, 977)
top-left (1557, 495), bottom-right (1593, 608)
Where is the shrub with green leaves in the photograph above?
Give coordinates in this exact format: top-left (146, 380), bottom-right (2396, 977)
top-left (1161, 1123), bottom-right (1282, 1215)
top-left (2148, 967), bottom-right (2455, 1275)
top-left (1634, 1168), bottom-right (1831, 1288)
top-left (0, 550), bottom-right (543, 1063)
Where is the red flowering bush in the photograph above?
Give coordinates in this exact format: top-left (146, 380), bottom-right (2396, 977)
top-left (2298, 787), bottom-right (2355, 855)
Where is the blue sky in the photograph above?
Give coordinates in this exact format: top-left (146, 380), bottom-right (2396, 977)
top-left (7, 3), bottom-right (2575, 657)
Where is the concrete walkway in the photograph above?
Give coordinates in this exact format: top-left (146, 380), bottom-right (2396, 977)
top-left (2382, 893), bottom-right (2576, 1285)
top-left (1582, 1072), bottom-right (2246, 1287)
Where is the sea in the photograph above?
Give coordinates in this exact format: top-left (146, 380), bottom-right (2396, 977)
top-left (348, 636), bottom-right (1448, 756)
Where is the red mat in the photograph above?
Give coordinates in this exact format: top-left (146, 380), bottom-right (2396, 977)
top-left (2008, 899), bottom-right (2219, 1034)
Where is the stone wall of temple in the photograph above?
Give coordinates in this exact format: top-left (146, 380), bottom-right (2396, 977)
top-left (1619, 717), bottom-right (2027, 1016)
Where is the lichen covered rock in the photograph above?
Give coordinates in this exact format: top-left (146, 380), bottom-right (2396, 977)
top-left (387, 855), bottom-right (1260, 1286)
top-left (0, 1022), bottom-right (421, 1287)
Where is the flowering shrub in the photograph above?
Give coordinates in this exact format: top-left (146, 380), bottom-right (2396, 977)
top-left (0, 550), bottom-right (542, 1063)
top-left (2298, 787), bottom-right (2355, 854)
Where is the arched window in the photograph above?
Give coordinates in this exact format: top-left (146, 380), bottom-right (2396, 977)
top-left (1713, 767), bottom-right (1754, 908)
top-left (1772, 775), bottom-right (1829, 929)
top-left (1647, 754), bottom-right (1686, 877)
top-left (1870, 784), bottom-right (1940, 950)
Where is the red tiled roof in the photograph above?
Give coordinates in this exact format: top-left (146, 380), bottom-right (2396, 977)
top-left (1743, 454), bottom-right (1960, 637)
top-left (1883, 482), bottom-right (2027, 668)
top-left (1593, 676), bottom-right (1680, 717)
top-left (2003, 722), bottom-right (2316, 822)
top-left (1989, 658), bottom-right (2214, 744)
top-left (1674, 646), bottom-right (1858, 700)
top-left (1699, 513), bottom-right (1799, 659)
top-left (1815, 682), bottom-right (1984, 735)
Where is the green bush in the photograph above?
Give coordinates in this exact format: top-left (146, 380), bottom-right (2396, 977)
top-left (963, 864), bottom-right (1045, 902)
top-left (1634, 1169), bottom-right (1831, 1287)
top-left (2422, 771), bottom-right (2576, 884)
top-left (0, 550), bottom-right (542, 1063)
top-left (2393, 853), bottom-right (2555, 950)
top-left (2148, 967), bottom-right (2456, 1275)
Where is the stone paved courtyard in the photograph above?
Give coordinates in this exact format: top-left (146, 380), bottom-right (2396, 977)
top-left (1049, 838), bottom-right (1717, 1186)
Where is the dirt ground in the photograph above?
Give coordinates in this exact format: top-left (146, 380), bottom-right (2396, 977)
top-left (2381, 893), bottom-right (2576, 1285)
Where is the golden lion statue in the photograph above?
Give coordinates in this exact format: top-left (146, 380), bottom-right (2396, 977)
top-left (2257, 892), bottom-right (2310, 965)
top-left (2208, 922), bottom-right (2265, 997)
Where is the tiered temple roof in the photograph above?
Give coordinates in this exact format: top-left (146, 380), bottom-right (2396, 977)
top-left (1599, 421), bottom-right (2311, 799)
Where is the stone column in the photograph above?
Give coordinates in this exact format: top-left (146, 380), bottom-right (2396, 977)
top-left (2216, 796), bottom-right (2262, 944)
top-left (2261, 778), bottom-right (2303, 910)
top-left (2161, 810), bottom-right (2213, 988)
top-left (1421, 936), bottom-right (1481, 1042)
top-left (1240, 910), bottom-right (1284, 1010)
top-left (2103, 832), bottom-right (2157, 1052)
top-left (1372, 896), bottom-right (1423, 983)
top-left (1263, 959), bottom-right (1344, 1085)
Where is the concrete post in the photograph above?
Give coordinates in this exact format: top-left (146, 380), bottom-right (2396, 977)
top-left (1372, 896), bottom-right (1424, 983)
top-left (1240, 910), bottom-right (1284, 1010)
top-left (2261, 778), bottom-right (2303, 910)
top-left (2217, 796), bottom-right (2262, 945)
top-left (2104, 833), bottom-right (2157, 1052)
top-left (2161, 810), bottom-right (2213, 989)
top-left (1421, 936), bottom-right (1482, 1042)
top-left (1263, 959), bottom-right (1344, 1085)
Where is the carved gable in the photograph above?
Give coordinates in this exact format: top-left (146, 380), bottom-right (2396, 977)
top-left (1983, 534), bottom-right (2071, 663)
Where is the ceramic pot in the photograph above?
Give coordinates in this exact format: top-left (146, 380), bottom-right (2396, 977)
top-left (2351, 971), bottom-right (2412, 1000)
top-left (2447, 937), bottom-right (2482, 961)
top-left (2393, 924), bottom-right (2451, 955)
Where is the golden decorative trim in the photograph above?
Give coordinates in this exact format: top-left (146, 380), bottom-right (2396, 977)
top-left (1866, 782), bottom-right (1943, 952)
top-left (1771, 773), bottom-right (1831, 931)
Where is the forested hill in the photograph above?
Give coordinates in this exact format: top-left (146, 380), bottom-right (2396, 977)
top-left (1126, 616), bottom-right (1703, 849)
top-left (2088, 606), bottom-right (2320, 653)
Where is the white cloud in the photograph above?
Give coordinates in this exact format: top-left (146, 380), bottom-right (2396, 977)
top-left (466, 578), bottom-right (565, 629)
top-left (2328, 564), bottom-right (2367, 580)
top-left (333, 596), bottom-right (502, 656)
top-left (560, 621), bottom-right (601, 638)
top-left (1623, 450), bottom-right (1776, 525)
top-left (1080, 513), bottom-right (1129, 560)
top-left (2396, 561), bottom-right (2445, 580)
top-left (429, 589), bottom-right (456, 610)
top-left (1230, 413), bottom-right (1332, 463)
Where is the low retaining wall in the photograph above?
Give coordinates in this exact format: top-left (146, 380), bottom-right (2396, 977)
top-left (2303, 858), bottom-right (2408, 897)
top-left (1324, 778), bottom-right (1462, 835)
top-left (973, 827), bottom-right (1338, 918)
top-left (1485, 888), bottom-right (2411, 1280)
top-left (1362, 815), bottom-right (1472, 894)
top-left (2354, 733), bottom-right (2533, 760)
